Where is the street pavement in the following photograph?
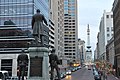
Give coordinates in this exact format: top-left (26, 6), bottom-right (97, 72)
top-left (103, 74), bottom-right (120, 80)
top-left (62, 67), bottom-right (94, 80)
top-left (61, 66), bottom-right (120, 80)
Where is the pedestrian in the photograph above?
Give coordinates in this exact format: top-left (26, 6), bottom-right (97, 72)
top-left (31, 9), bottom-right (48, 46)
top-left (49, 48), bottom-right (61, 80)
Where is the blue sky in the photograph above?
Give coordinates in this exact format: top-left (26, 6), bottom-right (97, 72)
top-left (77, 0), bottom-right (114, 52)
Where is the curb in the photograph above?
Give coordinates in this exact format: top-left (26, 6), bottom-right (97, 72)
top-left (115, 77), bottom-right (118, 80)
top-left (111, 75), bottom-right (119, 80)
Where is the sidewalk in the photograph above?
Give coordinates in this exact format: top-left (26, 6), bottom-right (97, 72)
top-left (107, 74), bottom-right (120, 80)
top-left (102, 74), bottom-right (120, 80)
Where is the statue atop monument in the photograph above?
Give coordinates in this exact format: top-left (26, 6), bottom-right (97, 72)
top-left (31, 9), bottom-right (48, 46)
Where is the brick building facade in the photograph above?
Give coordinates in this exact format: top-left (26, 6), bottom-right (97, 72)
top-left (112, 0), bottom-right (120, 77)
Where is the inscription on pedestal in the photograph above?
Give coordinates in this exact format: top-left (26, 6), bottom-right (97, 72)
top-left (30, 57), bottom-right (43, 77)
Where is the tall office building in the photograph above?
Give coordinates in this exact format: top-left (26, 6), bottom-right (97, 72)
top-left (98, 10), bottom-right (113, 60)
top-left (78, 39), bottom-right (86, 65)
top-left (49, 0), bottom-right (55, 52)
top-left (63, 0), bottom-right (78, 64)
top-left (50, 0), bottom-right (78, 66)
top-left (0, 0), bottom-right (49, 76)
top-left (50, 0), bottom-right (64, 58)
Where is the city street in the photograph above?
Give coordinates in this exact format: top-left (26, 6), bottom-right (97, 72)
top-left (62, 67), bottom-right (94, 80)
top-left (0, 0), bottom-right (120, 80)
top-left (61, 66), bottom-right (120, 80)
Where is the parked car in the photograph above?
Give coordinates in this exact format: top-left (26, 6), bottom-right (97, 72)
top-left (93, 71), bottom-right (101, 80)
top-left (85, 65), bottom-right (88, 69)
top-left (77, 66), bottom-right (81, 69)
top-left (71, 68), bottom-right (76, 72)
top-left (60, 72), bottom-right (66, 79)
top-left (88, 66), bottom-right (91, 70)
top-left (92, 67), bottom-right (96, 71)
top-left (10, 76), bottom-right (18, 80)
top-left (0, 71), bottom-right (10, 80)
top-left (75, 67), bottom-right (78, 71)
top-left (87, 65), bottom-right (92, 70)
top-left (66, 70), bottom-right (72, 75)
top-left (93, 70), bottom-right (97, 75)
top-left (55, 72), bottom-right (66, 79)
top-left (10, 76), bottom-right (27, 80)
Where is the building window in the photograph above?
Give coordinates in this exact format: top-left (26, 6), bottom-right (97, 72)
top-left (58, 40), bottom-right (60, 44)
top-left (73, 53), bottom-right (75, 55)
top-left (107, 34), bottom-right (110, 37)
top-left (111, 15), bottom-right (113, 18)
top-left (111, 34), bottom-right (113, 36)
top-left (58, 1), bottom-right (59, 5)
top-left (58, 29), bottom-right (59, 33)
top-left (73, 56), bottom-right (76, 59)
top-left (58, 12), bottom-right (59, 16)
top-left (107, 27), bottom-right (109, 32)
top-left (1, 59), bottom-right (12, 76)
top-left (111, 27), bottom-right (113, 31)
top-left (69, 53), bottom-right (72, 55)
top-left (58, 7), bottom-right (59, 11)
top-left (58, 23), bottom-right (59, 27)
top-left (106, 15), bottom-right (109, 18)
top-left (58, 46), bottom-right (60, 50)
top-left (65, 53), bottom-right (68, 55)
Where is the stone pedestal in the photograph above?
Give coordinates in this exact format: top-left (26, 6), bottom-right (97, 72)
top-left (28, 47), bottom-right (50, 80)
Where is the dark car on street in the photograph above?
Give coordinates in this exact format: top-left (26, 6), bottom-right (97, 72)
top-left (93, 70), bottom-right (101, 80)
top-left (60, 72), bottom-right (66, 79)
top-left (71, 68), bottom-right (76, 72)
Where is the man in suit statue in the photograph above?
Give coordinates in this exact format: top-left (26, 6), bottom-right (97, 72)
top-left (31, 9), bottom-right (48, 46)
top-left (49, 48), bottom-right (61, 80)
top-left (17, 49), bottom-right (28, 80)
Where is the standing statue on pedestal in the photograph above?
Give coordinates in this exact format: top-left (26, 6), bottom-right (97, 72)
top-left (31, 9), bottom-right (48, 46)
top-left (49, 48), bottom-right (61, 80)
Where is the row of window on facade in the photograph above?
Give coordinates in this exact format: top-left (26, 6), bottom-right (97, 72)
top-left (107, 27), bottom-right (113, 32)
top-left (64, 31), bottom-right (75, 34)
top-left (0, 0), bottom-right (33, 3)
top-left (64, 38), bottom-right (75, 40)
top-left (64, 28), bottom-right (75, 31)
top-left (64, 23), bottom-right (75, 25)
top-left (106, 14), bottom-right (113, 18)
top-left (64, 16), bottom-right (75, 19)
top-left (64, 44), bottom-right (75, 46)
top-left (64, 40), bottom-right (75, 42)
top-left (65, 53), bottom-right (75, 55)
top-left (107, 33), bottom-right (113, 37)
top-left (64, 20), bottom-right (75, 22)
top-left (65, 56), bottom-right (76, 59)
top-left (0, 17), bottom-right (32, 25)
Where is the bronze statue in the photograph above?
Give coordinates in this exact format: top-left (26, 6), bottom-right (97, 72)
top-left (17, 49), bottom-right (28, 80)
top-left (49, 48), bottom-right (61, 80)
top-left (31, 9), bottom-right (48, 46)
